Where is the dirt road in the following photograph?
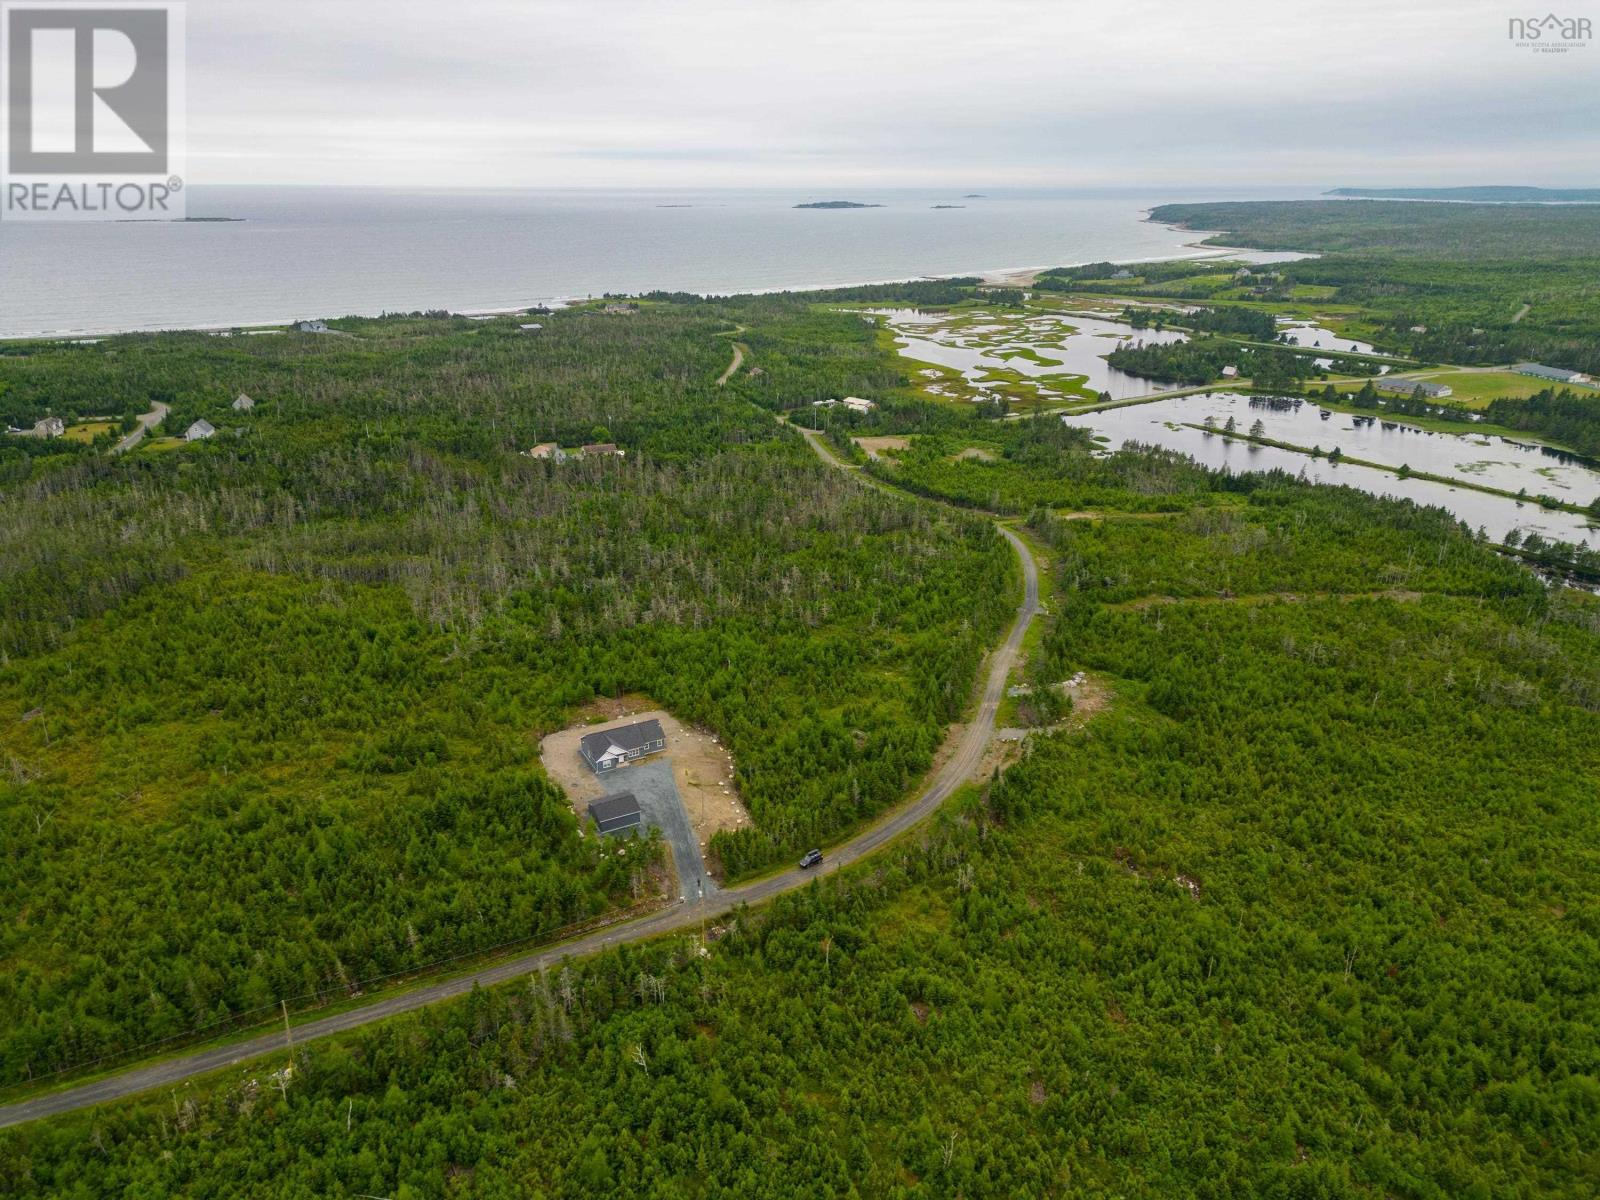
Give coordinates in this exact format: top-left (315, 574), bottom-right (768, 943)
top-left (0, 405), bottom-right (1038, 1131)
top-left (112, 401), bottom-right (169, 453)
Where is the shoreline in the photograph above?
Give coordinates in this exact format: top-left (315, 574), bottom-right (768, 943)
top-left (0, 237), bottom-right (1293, 344)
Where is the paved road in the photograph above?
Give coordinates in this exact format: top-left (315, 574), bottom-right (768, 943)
top-left (0, 414), bottom-right (1039, 1131)
top-left (112, 402), bottom-right (169, 453)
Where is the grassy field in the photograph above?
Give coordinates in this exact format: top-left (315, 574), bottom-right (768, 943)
top-left (62, 421), bottom-right (115, 444)
top-left (1389, 369), bottom-right (1585, 409)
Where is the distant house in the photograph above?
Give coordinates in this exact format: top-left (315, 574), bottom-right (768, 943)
top-left (524, 442), bottom-right (565, 461)
top-left (841, 396), bottom-right (876, 413)
top-left (811, 399), bottom-right (838, 408)
top-left (519, 323), bottom-right (544, 332)
top-left (588, 792), bottom-right (643, 837)
top-left (601, 304), bottom-right (638, 316)
top-left (1513, 363), bottom-right (1591, 386)
top-left (1233, 267), bottom-right (1252, 279)
top-left (232, 393), bottom-right (255, 411)
top-left (581, 442), bottom-right (624, 458)
top-left (1376, 379), bottom-right (1453, 399)
top-left (1110, 268), bottom-right (1134, 280)
top-left (295, 319), bottom-right (329, 334)
top-left (184, 419), bottom-right (217, 441)
top-left (1220, 365), bottom-right (1239, 379)
top-left (30, 416), bottom-right (65, 438)
top-left (579, 719), bottom-right (667, 773)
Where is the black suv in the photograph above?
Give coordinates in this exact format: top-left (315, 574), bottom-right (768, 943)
top-left (799, 849), bottom-right (824, 869)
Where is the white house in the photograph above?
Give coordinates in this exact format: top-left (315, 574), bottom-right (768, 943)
top-left (524, 442), bottom-right (566, 461)
top-left (295, 319), bottom-right (329, 334)
top-left (520, 323), bottom-right (543, 333)
top-left (184, 419), bottom-right (216, 441)
top-left (30, 417), bottom-right (65, 438)
top-left (1220, 366), bottom-right (1239, 379)
top-left (841, 396), bottom-right (876, 413)
top-left (232, 393), bottom-right (255, 411)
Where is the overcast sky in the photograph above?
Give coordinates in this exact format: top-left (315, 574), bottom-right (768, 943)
top-left (187, 0), bottom-right (1598, 188)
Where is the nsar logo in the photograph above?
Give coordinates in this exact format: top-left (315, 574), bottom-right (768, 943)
top-left (1507, 12), bottom-right (1592, 52)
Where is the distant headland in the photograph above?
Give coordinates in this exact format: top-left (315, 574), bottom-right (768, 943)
top-left (1327, 186), bottom-right (1600, 203)
top-left (794, 200), bottom-right (883, 209)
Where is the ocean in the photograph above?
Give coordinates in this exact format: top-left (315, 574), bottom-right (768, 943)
top-left (0, 186), bottom-right (1317, 339)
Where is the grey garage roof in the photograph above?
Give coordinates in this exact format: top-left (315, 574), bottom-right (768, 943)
top-left (588, 792), bottom-right (642, 835)
top-left (579, 718), bottom-right (665, 762)
top-left (1513, 363), bottom-right (1582, 383)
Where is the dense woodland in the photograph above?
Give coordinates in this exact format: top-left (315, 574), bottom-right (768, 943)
top-left (1105, 337), bottom-right (1320, 389)
top-left (3, 476), bottom-right (1596, 1198)
top-left (4, 208), bottom-right (1600, 1196)
top-left (1483, 388), bottom-right (1600, 459)
top-left (0, 300), bottom-right (1011, 1082)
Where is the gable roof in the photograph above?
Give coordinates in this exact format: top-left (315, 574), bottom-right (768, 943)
top-left (186, 419), bottom-right (216, 438)
top-left (580, 718), bottom-right (665, 761)
top-left (588, 792), bottom-right (642, 829)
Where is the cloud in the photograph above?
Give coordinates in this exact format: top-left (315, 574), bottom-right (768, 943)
top-left (185, 0), bottom-right (1600, 186)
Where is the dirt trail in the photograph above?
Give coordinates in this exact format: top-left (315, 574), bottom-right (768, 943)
top-left (715, 326), bottom-right (747, 385)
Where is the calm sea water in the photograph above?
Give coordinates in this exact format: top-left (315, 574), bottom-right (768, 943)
top-left (0, 186), bottom-right (1315, 338)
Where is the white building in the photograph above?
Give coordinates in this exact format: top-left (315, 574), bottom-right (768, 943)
top-left (184, 419), bottom-right (216, 441)
top-left (841, 396), bottom-right (876, 413)
top-left (232, 393), bottom-right (255, 411)
top-left (295, 319), bottom-right (329, 333)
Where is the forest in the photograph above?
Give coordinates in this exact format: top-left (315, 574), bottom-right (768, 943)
top-left (0, 297), bottom-right (1012, 1083)
top-left (3, 246), bottom-right (1600, 1196)
top-left (1121, 305), bottom-right (1278, 342)
top-left (3, 474), bottom-right (1595, 1199)
top-left (1482, 388), bottom-right (1600, 458)
top-left (1148, 200), bottom-right (1600, 374)
top-left (1104, 337), bottom-right (1319, 390)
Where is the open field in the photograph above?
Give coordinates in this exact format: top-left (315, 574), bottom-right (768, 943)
top-left (852, 435), bottom-right (910, 460)
top-left (1386, 368), bottom-right (1581, 409)
top-left (62, 421), bottom-right (114, 443)
top-left (539, 701), bottom-right (751, 879)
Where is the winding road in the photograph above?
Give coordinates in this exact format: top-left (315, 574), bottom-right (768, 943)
top-left (112, 401), bottom-right (169, 454)
top-left (0, 404), bottom-right (1039, 1131)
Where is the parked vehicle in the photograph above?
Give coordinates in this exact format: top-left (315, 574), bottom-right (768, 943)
top-left (799, 849), bottom-right (824, 869)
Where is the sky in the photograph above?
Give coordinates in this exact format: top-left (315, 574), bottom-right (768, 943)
top-left (183, 0), bottom-right (1598, 188)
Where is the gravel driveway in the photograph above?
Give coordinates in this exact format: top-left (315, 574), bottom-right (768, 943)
top-left (598, 758), bottom-right (717, 901)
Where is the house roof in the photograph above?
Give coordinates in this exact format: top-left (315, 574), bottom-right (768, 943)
top-left (1513, 363), bottom-right (1580, 382)
top-left (580, 719), bottom-right (665, 761)
top-left (186, 419), bottom-right (216, 437)
top-left (588, 792), bottom-right (642, 830)
top-left (582, 443), bottom-right (621, 455)
top-left (1377, 379), bottom-right (1450, 396)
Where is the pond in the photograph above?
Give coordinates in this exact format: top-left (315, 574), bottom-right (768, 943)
top-left (860, 307), bottom-right (1188, 401)
top-left (1277, 319), bottom-right (1376, 356)
top-left (1064, 391), bottom-right (1600, 545)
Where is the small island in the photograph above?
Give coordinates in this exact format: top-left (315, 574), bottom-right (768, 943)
top-left (794, 200), bottom-right (883, 209)
top-left (963, 193), bottom-right (986, 198)
top-left (931, 204), bottom-right (965, 209)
